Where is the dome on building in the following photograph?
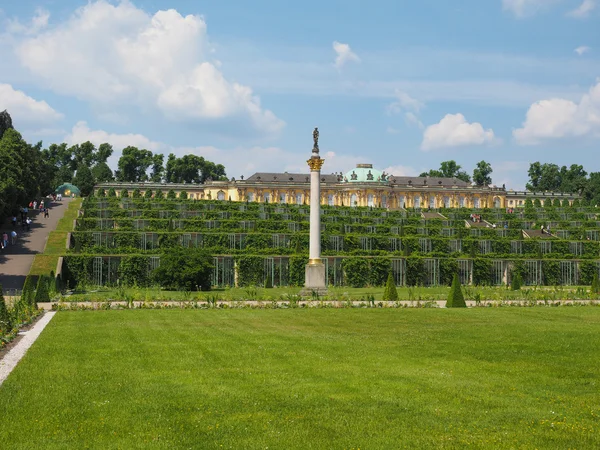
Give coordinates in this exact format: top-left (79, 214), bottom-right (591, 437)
top-left (344, 164), bottom-right (385, 183)
top-left (55, 183), bottom-right (81, 196)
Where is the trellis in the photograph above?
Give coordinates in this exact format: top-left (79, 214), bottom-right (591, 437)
top-left (391, 258), bottom-right (406, 286)
top-left (458, 259), bottom-right (472, 285)
top-left (569, 242), bottom-right (584, 256)
top-left (419, 238), bottom-right (432, 253)
top-left (491, 260), bottom-right (507, 285)
top-left (523, 260), bottom-right (543, 285)
top-left (479, 240), bottom-right (492, 255)
top-left (389, 238), bottom-right (402, 252)
top-left (511, 241), bottom-right (522, 254)
top-left (424, 259), bottom-right (440, 286)
top-left (449, 240), bottom-right (462, 253)
top-left (539, 241), bottom-right (552, 255)
top-left (560, 261), bottom-right (578, 286)
top-left (330, 236), bottom-right (344, 252)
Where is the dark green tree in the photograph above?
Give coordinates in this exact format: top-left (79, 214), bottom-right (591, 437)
top-left (0, 284), bottom-right (13, 334)
top-left (179, 190), bottom-right (188, 200)
top-left (34, 276), bottom-right (50, 305)
top-left (420, 160), bottom-right (471, 183)
top-left (155, 189), bottom-right (164, 199)
top-left (115, 146), bottom-right (153, 182)
top-left (92, 162), bottom-right (114, 182)
top-left (144, 189), bottom-right (153, 199)
top-left (152, 248), bottom-right (214, 291)
top-left (108, 188), bottom-right (116, 197)
top-left (150, 153), bottom-right (164, 182)
top-left (473, 160), bottom-right (493, 186)
top-left (167, 189), bottom-right (176, 199)
top-left (73, 163), bottom-right (95, 197)
top-left (446, 274), bottom-right (466, 308)
top-left (121, 189), bottom-right (129, 198)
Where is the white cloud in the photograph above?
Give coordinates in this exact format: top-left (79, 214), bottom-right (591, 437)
top-left (421, 113), bottom-right (496, 151)
top-left (386, 126), bottom-right (401, 135)
top-left (65, 121), bottom-right (164, 152)
top-left (513, 79), bottom-right (600, 144)
top-left (575, 46), bottom-right (591, 55)
top-left (386, 90), bottom-right (423, 115)
top-left (5, 8), bottom-right (50, 35)
top-left (404, 112), bottom-right (425, 129)
top-left (0, 83), bottom-right (63, 127)
top-left (568, 0), bottom-right (596, 17)
top-left (333, 41), bottom-right (360, 69)
top-left (14, 1), bottom-right (283, 136)
top-left (382, 165), bottom-right (417, 177)
top-left (502, 0), bottom-right (558, 17)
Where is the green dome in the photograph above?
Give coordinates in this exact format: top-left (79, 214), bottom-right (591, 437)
top-left (344, 164), bottom-right (384, 183)
top-left (55, 183), bottom-right (81, 196)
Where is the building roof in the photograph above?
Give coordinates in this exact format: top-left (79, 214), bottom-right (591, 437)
top-left (344, 164), bottom-right (384, 183)
top-left (388, 176), bottom-right (471, 187)
top-left (245, 172), bottom-right (340, 183)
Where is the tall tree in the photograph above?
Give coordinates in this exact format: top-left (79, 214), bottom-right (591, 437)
top-left (96, 143), bottom-right (113, 164)
top-left (420, 160), bottom-right (471, 183)
top-left (151, 153), bottom-right (164, 182)
top-left (473, 160), bottom-right (493, 186)
top-left (115, 146), bottom-right (153, 182)
top-left (92, 162), bottom-right (114, 182)
top-left (73, 163), bottom-right (95, 196)
top-left (165, 154), bottom-right (227, 184)
top-left (526, 162), bottom-right (561, 192)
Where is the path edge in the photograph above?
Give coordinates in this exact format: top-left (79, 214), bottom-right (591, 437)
top-left (0, 311), bottom-right (56, 386)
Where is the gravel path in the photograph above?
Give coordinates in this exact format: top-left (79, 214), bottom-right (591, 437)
top-left (0, 312), bottom-right (56, 386)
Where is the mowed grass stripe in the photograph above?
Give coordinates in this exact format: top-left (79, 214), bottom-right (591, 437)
top-left (0, 309), bottom-right (599, 449)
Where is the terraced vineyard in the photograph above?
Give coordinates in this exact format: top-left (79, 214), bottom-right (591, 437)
top-left (61, 196), bottom-right (600, 289)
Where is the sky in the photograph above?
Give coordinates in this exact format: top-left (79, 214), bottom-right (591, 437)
top-left (0, 0), bottom-right (599, 189)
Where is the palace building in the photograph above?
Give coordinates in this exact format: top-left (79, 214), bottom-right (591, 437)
top-left (96, 163), bottom-right (579, 209)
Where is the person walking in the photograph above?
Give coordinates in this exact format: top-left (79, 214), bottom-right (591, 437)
top-left (11, 215), bottom-right (17, 228)
top-left (2, 232), bottom-right (8, 247)
top-left (26, 217), bottom-right (31, 231)
top-left (44, 207), bottom-right (49, 218)
top-left (10, 230), bottom-right (17, 245)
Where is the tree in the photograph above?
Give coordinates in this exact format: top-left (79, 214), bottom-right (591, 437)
top-left (96, 143), bottom-right (113, 164)
top-left (21, 275), bottom-right (36, 308)
top-left (73, 163), bottom-right (95, 197)
top-left (116, 146), bottom-right (153, 182)
top-left (165, 153), bottom-right (227, 183)
top-left (420, 160), bottom-right (471, 183)
top-left (155, 189), bottom-right (164, 199)
top-left (0, 284), bottom-right (13, 334)
top-left (34, 276), bottom-right (50, 305)
top-left (167, 189), bottom-right (176, 199)
top-left (121, 189), bottom-right (129, 198)
top-left (92, 162), bottom-right (114, 182)
top-left (446, 273), bottom-right (466, 308)
top-left (151, 154), bottom-right (164, 182)
top-left (108, 188), bottom-right (116, 198)
top-left (473, 161), bottom-right (493, 186)
top-left (592, 272), bottom-right (600, 295)
top-left (179, 190), bottom-right (188, 200)
top-left (382, 272), bottom-right (398, 301)
top-left (152, 248), bottom-right (214, 291)
top-left (132, 188), bottom-right (141, 198)
top-left (97, 188), bottom-right (106, 197)
top-left (144, 189), bottom-right (153, 199)
top-left (511, 271), bottom-right (522, 291)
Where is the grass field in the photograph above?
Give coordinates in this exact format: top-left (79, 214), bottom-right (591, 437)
top-left (1, 309), bottom-right (599, 449)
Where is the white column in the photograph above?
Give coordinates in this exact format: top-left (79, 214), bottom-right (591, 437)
top-left (309, 169), bottom-right (321, 263)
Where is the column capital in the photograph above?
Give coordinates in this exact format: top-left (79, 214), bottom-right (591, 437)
top-left (307, 157), bottom-right (325, 171)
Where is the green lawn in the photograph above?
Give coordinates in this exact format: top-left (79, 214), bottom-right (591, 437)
top-left (1, 309), bottom-right (599, 449)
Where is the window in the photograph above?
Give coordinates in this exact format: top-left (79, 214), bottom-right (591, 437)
top-left (247, 192), bottom-right (254, 202)
top-left (328, 194), bottom-right (334, 206)
top-left (414, 196), bottom-right (421, 208)
top-left (459, 196), bottom-right (465, 208)
top-left (381, 195), bottom-right (388, 208)
top-left (279, 193), bottom-right (286, 204)
top-left (443, 196), bottom-right (450, 208)
top-left (296, 194), bottom-right (303, 205)
top-left (494, 198), bottom-right (500, 208)
top-left (429, 196), bottom-right (435, 209)
top-left (474, 197), bottom-right (480, 208)
top-left (217, 190), bottom-right (226, 201)
top-left (263, 193), bottom-right (270, 203)
top-left (351, 194), bottom-right (358, 207)
top-left (398, 195), bottom-right (406, 208)
top-left (367, 194), bottom-right (374, 207)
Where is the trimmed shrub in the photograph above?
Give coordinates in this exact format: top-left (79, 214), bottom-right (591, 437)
top-left (0, 284), bottom-right (13, 334)
top-left (446, 273), bottom-right (466, 308)
top-left (167, 189), bottom-right (176, 199)
top-left (121, 189), bottom-right (129, 198)
top-left (510, 270), bottom-right (522, 291)
top-left (97, 188), bottom-right (106, 197)
top-left (592, 273), bottom-right (600, 295)
top-left (152, 249), bottom-right (213, 291)
top-left (132, 188), bottom-right (141, 198)
top-left (22, 275), bottom-right (36, 307)
top-left (34, 276), bottom-right (50, 305)
top-left (382, 272), bottom-right (398, 301)
top-left (108, 188), bottom-right (116, 198)
top-left (264, 272), bottom-right (273, 288)
top-left (155, 189), bottom-right (164, 199)
top-left (144, 189), bottom-right (153, 199)
top-left (180, 191), bottom-right (188, 200)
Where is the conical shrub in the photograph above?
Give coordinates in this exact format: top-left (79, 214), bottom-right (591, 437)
top-left (383, 272), bottom-right (398, 301)
top-left (34, 275), bottom-right (49, 307)
top-left (446, 273), bottom-right (466, 308)
top-left (22, 275), bottom-right (35, 307)
top-left (592, 272), bottom-right (600, 295)
top-left (0, 284), bottom-right (13, 335)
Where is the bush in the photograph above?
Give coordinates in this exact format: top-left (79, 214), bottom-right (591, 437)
top-left (97, 188), bottom-right (106, 197)
top-left (152, 248), bottom-right (213, 291)
top-left (121, 189), bottom-right (129, 198)
top-left (167, 190), bottom-right (176, 199)
top-left (510, 270), bottom-right (522, 291)
top-left (264, 272), bottom-right (273, 288)
top-left (382, 272), bottom-right (398, 301)
top-left (0, 284), bottom-right (13, 334)
top-left (144, 189), bottom-right (153, 199)
top-left (592, 273), bottom-right (600, 295)
top-left (446, 273), bottom-right (466, 308)
top-left (155, 189), bottom-right (164, 199)
top-left (180, 191), bottom-right (188, 200)
top-left (34, 276), bottom-right (50, 305)
top-left (132, 189), bottom-right (141, 198)
top-left (108, 188), bottom-right (116, 198)
top-left (22, 275), bottom-right (36, 307)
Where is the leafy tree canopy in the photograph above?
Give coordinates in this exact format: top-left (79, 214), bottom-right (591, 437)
top-left (420, 160), bottom-right (471, 183)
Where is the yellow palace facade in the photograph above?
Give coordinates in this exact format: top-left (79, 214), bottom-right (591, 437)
top-left (97, 163), bottom-right (578, 209)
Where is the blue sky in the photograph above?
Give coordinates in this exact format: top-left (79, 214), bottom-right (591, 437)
top-left (0, 0), bottom-right (599, 189)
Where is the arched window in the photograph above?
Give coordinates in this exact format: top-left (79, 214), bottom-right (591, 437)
top-left (328, 194), bottom-right (334, 206)
top-left (474, 197), bottom-right (481, 208)
top-left (398, 195), bottom-right (406, 209)
top-left (381, 195), bottom-right (388, 208)
top-left (414, 196), bottom-right (421, 208)
top-left (264, 193), bottom-right (270, 203)
top-left (494, 197), bottom-right (501, 208)
top-left (279, 193), bottom-right (286, 204)
top-left (443, 196), bottom-right (450, 208)
top-left (247, 192), bottom-right (254, 202)
top-left (429, 196), bottom-right (435, 209)
top-left (351, 194), bottom-right (358, 207)
top-left (296, 194), bottom-right (303, 205)
top-left (367, 194), bottom-right (374, 207)
top-left (459, 196), bottom-right (465, 208)
top-left (217, 190), bottom-right (226, 201)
